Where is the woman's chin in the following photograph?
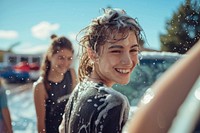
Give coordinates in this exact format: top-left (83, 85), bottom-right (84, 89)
top-left (117, 79), bottom-right (130, 85)
top-left (58, 69), bottom-right (68, 74)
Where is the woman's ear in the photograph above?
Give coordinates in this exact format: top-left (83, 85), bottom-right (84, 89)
top-left (87, 48), bottom-right (98, 62)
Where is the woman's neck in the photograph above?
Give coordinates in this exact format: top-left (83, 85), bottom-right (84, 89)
top-left (48, 69), bottom-right (64, 83)
top-left (89, 72), bottom-right (113, 87)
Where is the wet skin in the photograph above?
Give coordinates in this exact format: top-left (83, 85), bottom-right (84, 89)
top-left (50, 49), bottom-right (73, 75)
top-left (90, 31), bottom-right (139, 87)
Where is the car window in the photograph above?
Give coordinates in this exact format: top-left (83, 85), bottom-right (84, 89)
top-left (113, 52), bottom-right (182, 106)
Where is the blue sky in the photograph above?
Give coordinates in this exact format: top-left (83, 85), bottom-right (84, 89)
top-left (0, 0), bottom-right (185, 54)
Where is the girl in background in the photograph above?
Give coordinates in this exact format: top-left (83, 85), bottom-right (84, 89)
top-left (33, 35), bottom-right (77, 133)
top-left (0, 78), bottom-right (13, 133)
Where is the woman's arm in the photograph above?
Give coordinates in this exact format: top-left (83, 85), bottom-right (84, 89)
top-left (33, 82), bottom-right (47, 133)
top-left (128, 40), bottom-right (200, 133)
top-left (0, 84), bottom-right (13, 133)
top-left (2, 108), bottom-right (13, 133)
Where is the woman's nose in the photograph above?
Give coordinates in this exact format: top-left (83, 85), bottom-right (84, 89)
top-left (121, 52), bottom-right (133, 66)
top-left (64, 60), bottom-right (72, 66)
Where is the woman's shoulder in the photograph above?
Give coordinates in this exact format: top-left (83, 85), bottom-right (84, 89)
top-left (67, 68), bottom-right (75, 76)
top-left (99, 86), bottom-right (129, 104)
top-left (69, 67), bottom-right (76, 73)
top-left (75, 81), bottom-right (129, 105)
top-left (83, 81), bottom-right (129, 106)
top-left (33, 76), bottom-right (44, 91)
top-left (32, 76), bottom-right (48, 98)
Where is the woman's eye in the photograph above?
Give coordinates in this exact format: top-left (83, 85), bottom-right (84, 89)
top-left (130, 49), bottom-right (138, 53)
top-left (130, 49), bottom-right (139, 55)
top-left (68, 57), bottom-right (73, 61)
top-left (111, 50), bottom-right (121, 53)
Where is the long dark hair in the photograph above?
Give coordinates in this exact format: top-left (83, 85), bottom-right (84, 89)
top-left (41, 34), bottom-right (74, 90)
top-left (77, 8), bottom-right (144, 82)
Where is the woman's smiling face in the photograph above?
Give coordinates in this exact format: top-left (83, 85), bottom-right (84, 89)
top-left (94, 31), bottom-right (139, 86)
top-left (50, 48), bottom-right (73, 74)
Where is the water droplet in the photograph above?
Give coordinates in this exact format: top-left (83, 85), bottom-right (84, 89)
top-left (87, 99), bottom-right (92, 102)
top-left (194, 88), bottom-right (200, 101)
top-left (141, 88), bottom-right (154, 104)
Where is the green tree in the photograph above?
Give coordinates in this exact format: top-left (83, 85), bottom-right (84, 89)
top-left (160, 0), bottom-right (200, 54)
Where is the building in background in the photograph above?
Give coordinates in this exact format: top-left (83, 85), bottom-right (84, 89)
top-left (3, 53), bottom-right (43, 65)
top-left (0, 50), bottom-right (7, 62)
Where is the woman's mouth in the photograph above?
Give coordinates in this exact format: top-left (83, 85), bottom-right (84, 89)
top-left (115, 68), bottom-right (131, 74)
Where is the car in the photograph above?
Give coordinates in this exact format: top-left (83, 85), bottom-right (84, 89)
top-left (113, 51), bottom-right (183, 106)
top-left (113, 51), bottom-right (200, 133)
top-left (13, 62), bottom-right (40, 81)
top-left (29, 63), bottom-right (40, 81)
top-left (13, 61), bottom-right (30, 72)
top-left (0, 63), bottom-right (30, 83)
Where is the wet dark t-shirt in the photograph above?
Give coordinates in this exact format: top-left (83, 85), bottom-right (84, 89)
top-left (45, 70), bottom-right (72, 133)
top-left (64, 80), bottom-right (130, 133)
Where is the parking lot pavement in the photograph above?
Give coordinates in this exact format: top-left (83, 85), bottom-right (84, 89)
top-left (4, 82), bottom-right (34, 95)
top-left (5, 81), bottom-right (37, 132)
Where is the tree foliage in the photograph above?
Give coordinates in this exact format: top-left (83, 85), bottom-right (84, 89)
top-left (160, 0), bottom-right (200, 54)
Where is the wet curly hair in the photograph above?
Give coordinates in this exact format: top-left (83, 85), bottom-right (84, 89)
top-left (77, 8), bottom-right (144, 82)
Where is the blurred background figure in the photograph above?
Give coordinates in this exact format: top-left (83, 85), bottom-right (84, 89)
top-left (33, 34), bottom-right (77, 133)
top-left (0, 78), bottom-right (13, 133)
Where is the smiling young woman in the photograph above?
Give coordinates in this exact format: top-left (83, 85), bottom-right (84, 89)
top-left (59, 8), bottom-right (144, 133)
top-left (33, 35), bottom-right (77, 133)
